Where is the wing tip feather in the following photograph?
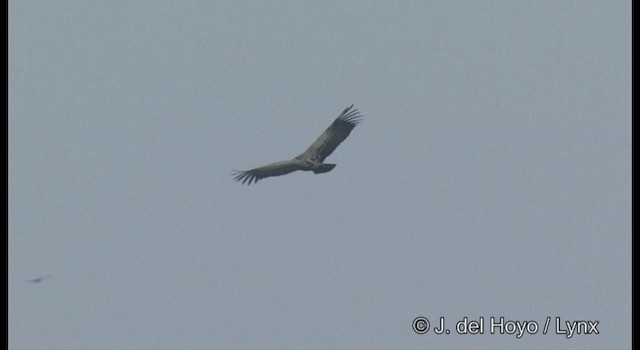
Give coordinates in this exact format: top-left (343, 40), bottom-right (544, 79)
top-left (337, 105), bottom-right (363, 126)
top-left (231, 170), bottom-right (260, 185)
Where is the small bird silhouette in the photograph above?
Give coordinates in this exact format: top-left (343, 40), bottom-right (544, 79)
top-left (23, 275), bottom-right (52, 283)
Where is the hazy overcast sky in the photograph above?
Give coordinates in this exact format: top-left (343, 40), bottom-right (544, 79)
top-left (10, 1), bottom-right (630, 349)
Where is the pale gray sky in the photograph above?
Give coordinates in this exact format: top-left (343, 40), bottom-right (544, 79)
top-left (9, 1), bottom-right (630, 349)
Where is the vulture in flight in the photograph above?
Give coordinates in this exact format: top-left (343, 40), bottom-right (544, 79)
top-left (233, 105), bottom-right (363, 185)
top-left (23, 275), bottom-right (52, 283)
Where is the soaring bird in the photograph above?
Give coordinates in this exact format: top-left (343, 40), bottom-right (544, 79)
top-left (233, 105), bottom-right (363, 185)
top-left (23, 275), bottom-right (52, 283)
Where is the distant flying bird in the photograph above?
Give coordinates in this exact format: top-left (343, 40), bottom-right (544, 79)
top-left (232, 105), bottom-right (363, 185)
top-left (23, 275), bottom-right (52, 283)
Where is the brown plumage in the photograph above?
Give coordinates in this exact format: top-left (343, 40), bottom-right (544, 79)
top-left (233, 105), bottom-right (363, 185)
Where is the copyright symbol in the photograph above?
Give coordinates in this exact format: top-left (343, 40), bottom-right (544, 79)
top-left (412, 317), bottom-right (430, 334)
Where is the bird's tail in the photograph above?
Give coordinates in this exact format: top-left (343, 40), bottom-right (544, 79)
top-left (313, 164), bottom-right (336, 174)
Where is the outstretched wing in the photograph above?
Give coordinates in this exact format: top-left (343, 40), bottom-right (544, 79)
top-left (232, 159), bottom-right (306, 185)
top-left (300, 105), bottom-right (363, 162)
